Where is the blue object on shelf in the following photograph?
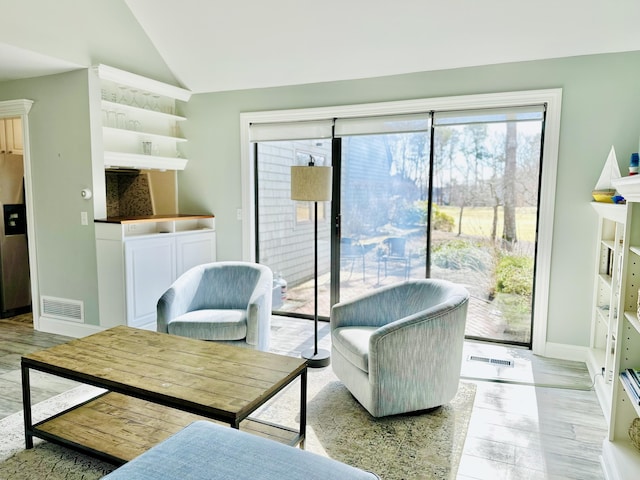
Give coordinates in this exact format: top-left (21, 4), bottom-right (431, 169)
top-left (630, 152), bottom-right (639, 167)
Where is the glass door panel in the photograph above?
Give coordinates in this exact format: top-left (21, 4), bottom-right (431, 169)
top-left (431, 115), bottom-right (543, 345)
top-left (256, 140), bottom-right (332, 318)
top-left (338, 131), bottom-right (430, 304)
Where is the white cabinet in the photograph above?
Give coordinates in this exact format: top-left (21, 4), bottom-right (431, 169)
top-left (96, 215), bottom-right (216, 330)
top-left (175, 230), bottom-right (218, 276)
top-left (94, 64), bottom-right (191, 171)
top-left (0, 118), bottom-right (23, 154)
top-left (125, 235), bottom-right (176, 329)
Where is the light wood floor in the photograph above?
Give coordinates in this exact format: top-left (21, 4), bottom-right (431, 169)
top-left (0, 315), bottom-right (606, 479)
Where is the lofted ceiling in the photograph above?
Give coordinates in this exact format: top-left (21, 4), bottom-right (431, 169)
top-left (1, 0), bottom-right (640, 93)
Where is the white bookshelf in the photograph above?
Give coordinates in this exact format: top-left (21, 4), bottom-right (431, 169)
top-left (591, 184), bottom-right (640, 478)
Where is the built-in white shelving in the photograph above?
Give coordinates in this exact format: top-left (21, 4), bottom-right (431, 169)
top-left (613, 175), bottom-right (640, 203)
top-left (589, 202), bottom-right (625, 407)
top-left (103, 151), bottom-right (188, 171)
top-left (94, 64), bottom-right (191, 171)
top-left (591, 195), bottom-right (640, 478)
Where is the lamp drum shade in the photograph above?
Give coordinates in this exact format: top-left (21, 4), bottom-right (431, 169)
top-left (291, 165), bottom-right (332, 201)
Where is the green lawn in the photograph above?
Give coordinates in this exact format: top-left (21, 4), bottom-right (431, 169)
top-left (439, 206), bottom-right (537, 243)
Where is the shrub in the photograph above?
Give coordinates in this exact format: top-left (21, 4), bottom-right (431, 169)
top-left (432, 205), bottom-right (455, 232)
top-left (496, 255), bottom-right (533, 295)
top-left (413, 201), bottom-right (455, 231)
top-left (431, 239), bottom-right (493, 271)
top-left (392, 200), bottom-right (424, 227)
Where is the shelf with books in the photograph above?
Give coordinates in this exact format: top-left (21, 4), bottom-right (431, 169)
top-left (602, 200), bottom-right (640, 479)
top-left (620, 369), bottom-right (640, 411)
top-left (589, 202), bottom-right (626, 417)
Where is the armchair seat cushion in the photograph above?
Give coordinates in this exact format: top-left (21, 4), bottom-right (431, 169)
top-left (167, 309), bottom-right (247, 341)
top-left (332, 326), bottom-right (377, 373)
top-left (157, 262), bottom-right (273, 351)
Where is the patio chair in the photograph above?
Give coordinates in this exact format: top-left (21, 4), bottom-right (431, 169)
top-left (377, 237), bottom-right (410, 283)
top-left (330, 279), bottom-right (469, 417)
top-left (157, 261), bottom-right (273, 351)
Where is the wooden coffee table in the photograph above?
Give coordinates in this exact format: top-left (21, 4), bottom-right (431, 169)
top-left (21, 326), bottom-right (307, 464)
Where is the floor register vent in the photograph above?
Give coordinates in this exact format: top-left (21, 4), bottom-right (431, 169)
top-left (467, 355), bottom-right (514, 367)
top-left (41, 296), bottom-right (84, 323)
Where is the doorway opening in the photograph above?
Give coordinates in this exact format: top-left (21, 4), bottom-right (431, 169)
top-left (0, 115), bottom-right (31, 318)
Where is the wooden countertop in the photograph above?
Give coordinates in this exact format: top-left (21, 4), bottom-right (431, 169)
top-left (95, 214), bottom-right (214, 224)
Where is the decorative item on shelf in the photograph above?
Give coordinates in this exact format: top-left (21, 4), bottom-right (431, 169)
top-left (290, 154), bottom-right (332, 368)
top-left (630, 152), bottom-right (639, 176)
top-left (629, 417), bottom-right (640, 451)
top-left (593, 146), bottom-right (624, 203)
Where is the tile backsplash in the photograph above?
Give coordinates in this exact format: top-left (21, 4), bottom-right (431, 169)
top-left (106, 170), bottom-right (154, 217)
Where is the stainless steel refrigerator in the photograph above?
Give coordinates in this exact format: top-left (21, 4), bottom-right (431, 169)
top-left (0, 152), bottom-right (31, 317)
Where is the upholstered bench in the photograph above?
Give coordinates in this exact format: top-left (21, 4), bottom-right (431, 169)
top-left (102, 420), bottom-right (379, 480)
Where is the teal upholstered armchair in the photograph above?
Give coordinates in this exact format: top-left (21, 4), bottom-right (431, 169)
top-left (157, 261), bottom-right (273, 351)
top-left (331, 279), bottom-right (469, 417)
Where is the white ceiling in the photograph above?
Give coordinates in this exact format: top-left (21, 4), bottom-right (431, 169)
top-left (2, 0), bottom-right (640, 93)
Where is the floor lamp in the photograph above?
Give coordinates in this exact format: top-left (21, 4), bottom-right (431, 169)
top-left (291, 157), bottom-right (332, 368)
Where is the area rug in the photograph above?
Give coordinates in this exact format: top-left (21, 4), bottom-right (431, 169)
top-left (0, 368), bottom-right (476, 480)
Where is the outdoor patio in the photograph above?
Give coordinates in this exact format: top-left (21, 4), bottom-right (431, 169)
top-left (275, 244), bottom-right (524, 344)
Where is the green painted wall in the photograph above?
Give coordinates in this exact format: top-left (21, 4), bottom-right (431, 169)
top-left (0, 70), bottom-right (100, 325)
top-left (181, 51), bottom-right (640, 347)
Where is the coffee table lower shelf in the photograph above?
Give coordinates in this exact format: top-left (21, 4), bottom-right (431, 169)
top-left (31, 391), bottom-right (301, 464)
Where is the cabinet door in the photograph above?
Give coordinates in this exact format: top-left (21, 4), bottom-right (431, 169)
top-left (175, 231), bottom-right (216, 277)
top-left (125, 236), bottom-right (175, 329)
top-left (9, 118), bottom-right (23, 153)
top-left (0, 119), bottom-right (6, 153)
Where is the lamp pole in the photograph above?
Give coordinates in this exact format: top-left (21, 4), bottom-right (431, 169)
top-left (313, 200), bottom-right (319, 356)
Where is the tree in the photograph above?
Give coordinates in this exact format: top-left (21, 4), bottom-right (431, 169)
top-left (502, 122), bottom-right (518, 249)
top-left (433, 127), bottom-right (459, 206)
top-left (455, 124), bottom-right (489, 234)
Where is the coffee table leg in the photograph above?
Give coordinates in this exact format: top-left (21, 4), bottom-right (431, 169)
top-left (299, 368), bottom-right (307, 449)
top-left (21, 363), bottom-right (33, 449)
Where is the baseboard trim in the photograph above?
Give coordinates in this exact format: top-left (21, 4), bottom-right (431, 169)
top-left (541, 342), bottom-right (588, 363)
top-left (35, 315), bottom-right (104, 338)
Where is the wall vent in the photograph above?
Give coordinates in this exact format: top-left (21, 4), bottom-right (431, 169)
top-left (467, 355), bottom-right (514, 367)
top-left (40, 296), bottom-right (84, 323)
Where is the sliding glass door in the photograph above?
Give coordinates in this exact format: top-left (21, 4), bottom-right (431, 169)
top-left (253, 105), bottom-right (545, 347)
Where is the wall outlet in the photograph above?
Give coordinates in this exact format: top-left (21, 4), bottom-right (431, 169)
top-left (236, 208), bottom-right (242, 221)
top-left (80, 211), bottom-right (88, 226)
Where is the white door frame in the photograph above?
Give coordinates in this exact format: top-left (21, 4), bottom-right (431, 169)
top-left (240, 89), bottom-right (562, 355)
top-left (0, 99), bottom-right (38, 327)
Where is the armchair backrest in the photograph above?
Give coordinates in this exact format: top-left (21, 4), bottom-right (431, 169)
top-left (188, 262), bottom-right (266, 311)
top-left (381, 280), bottom-right (466, 321)
top-left (331, 279), bottom-right (468, 330)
